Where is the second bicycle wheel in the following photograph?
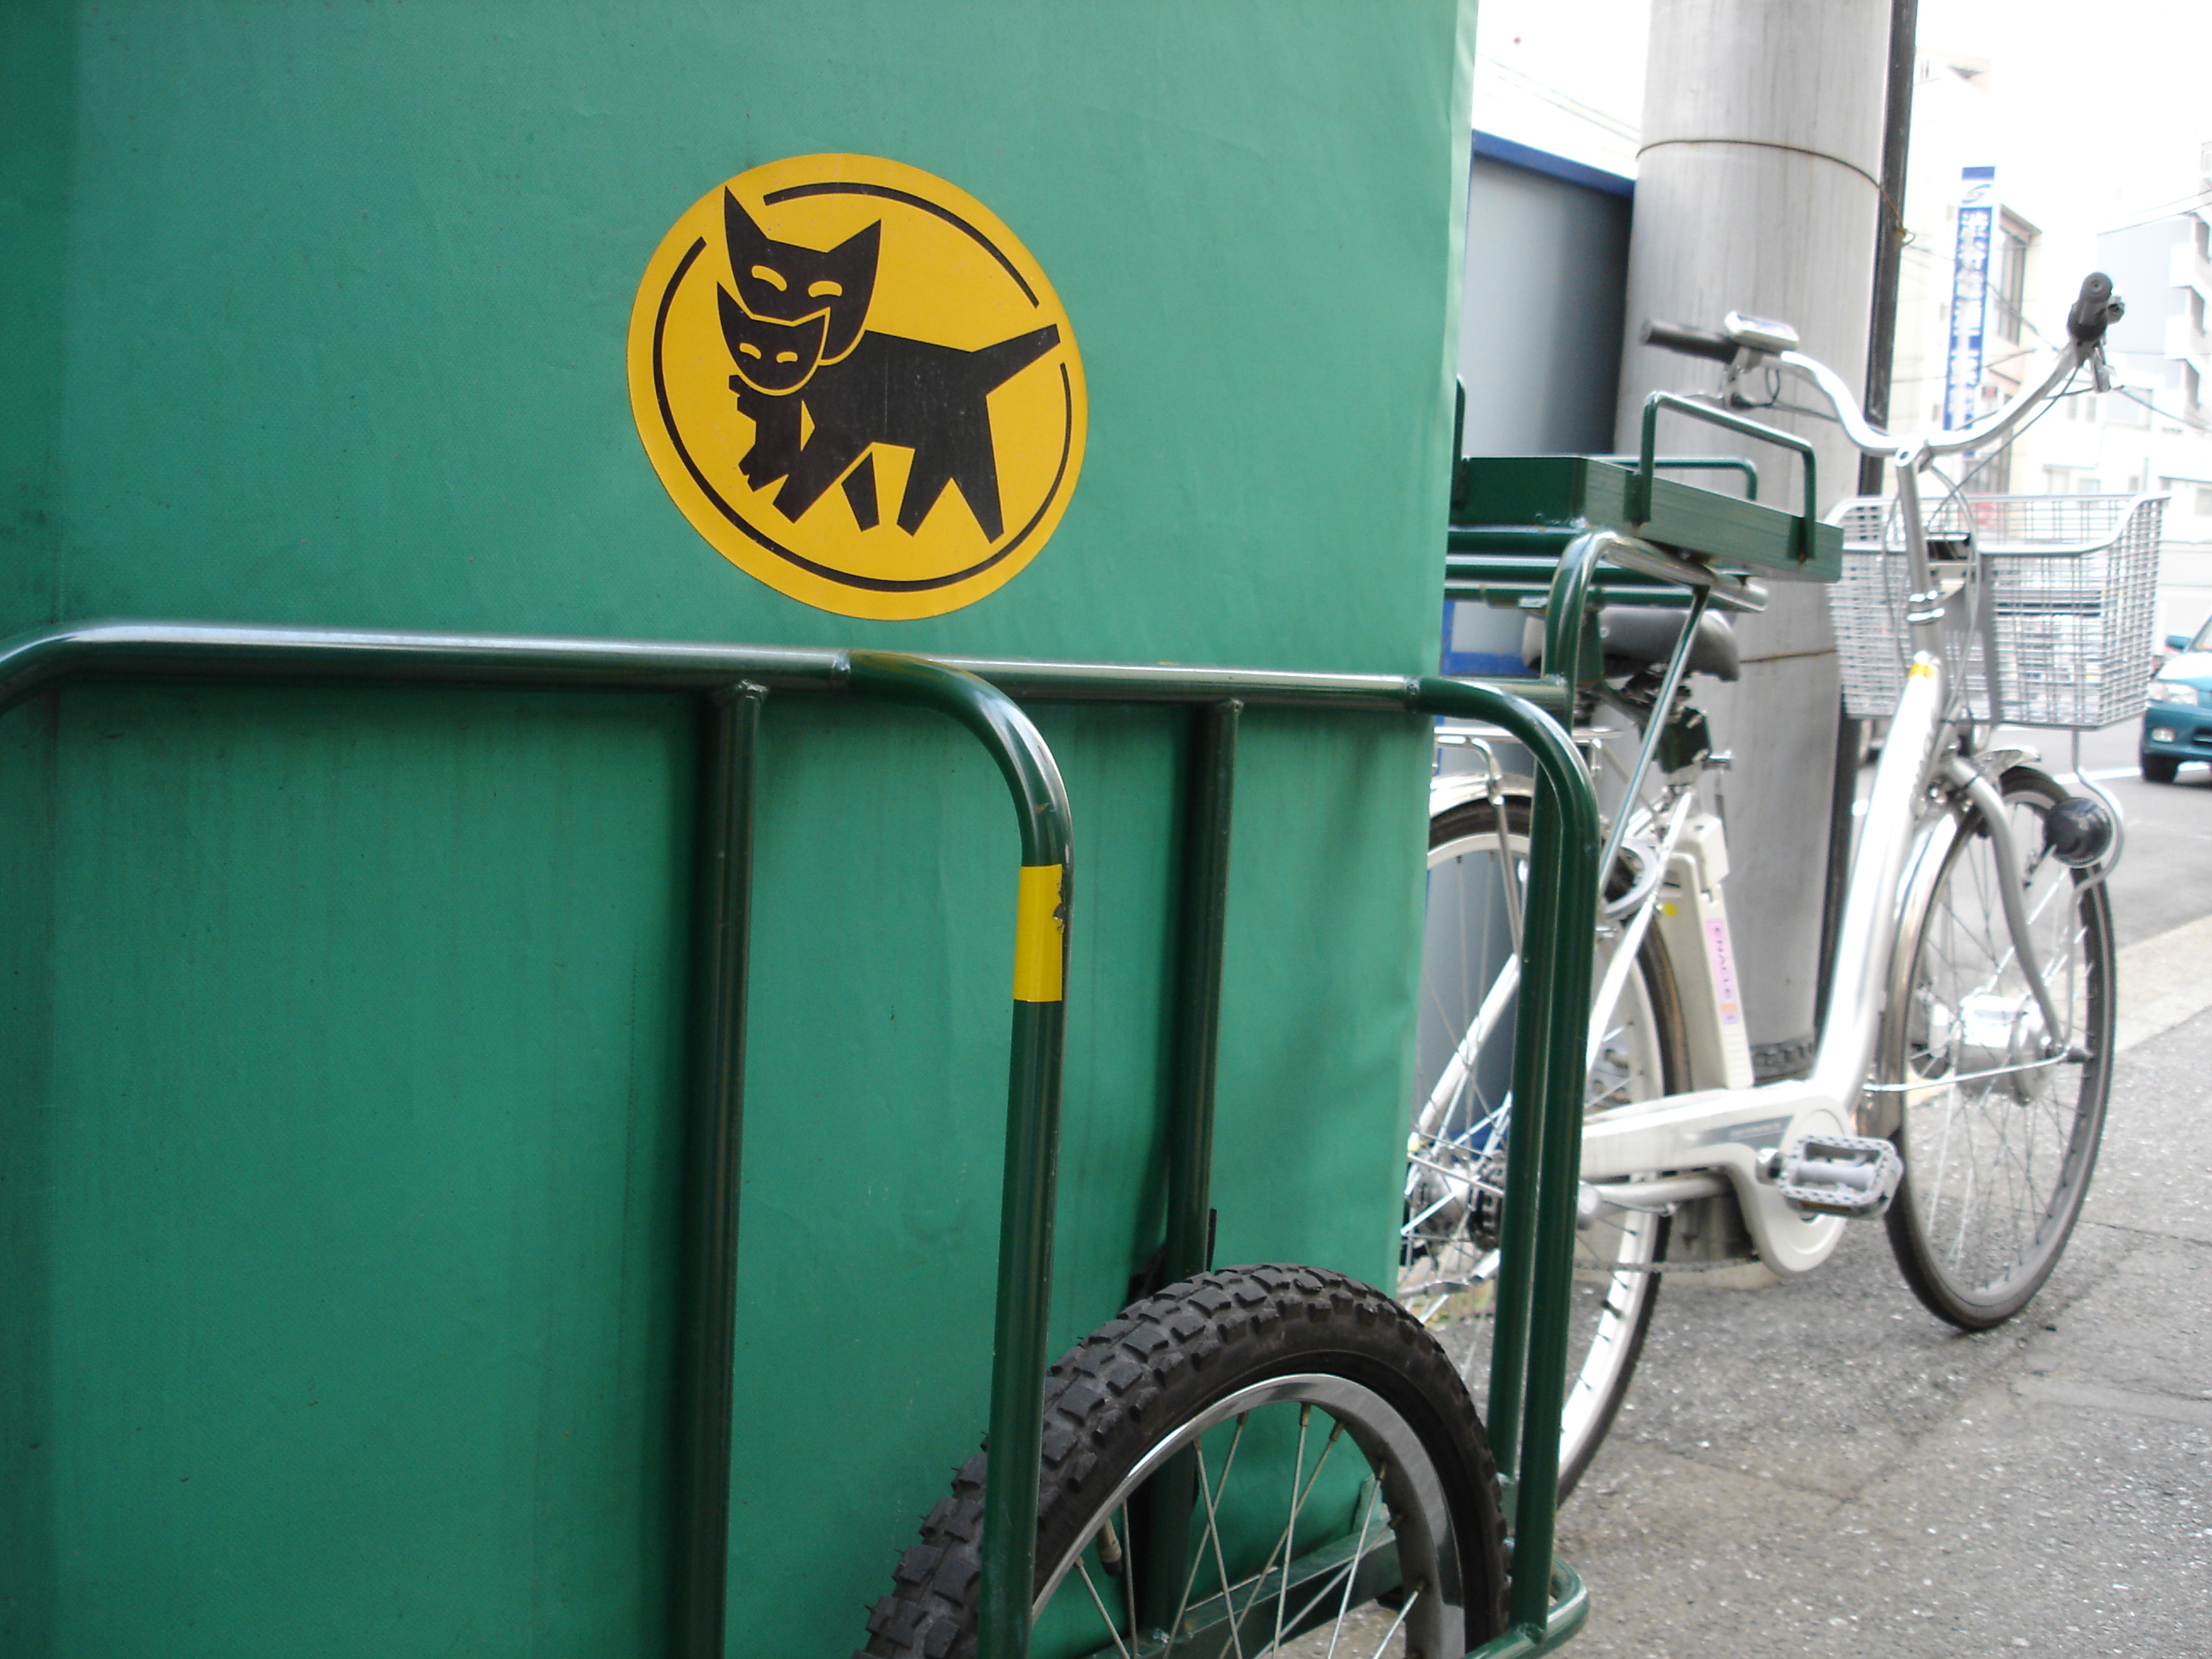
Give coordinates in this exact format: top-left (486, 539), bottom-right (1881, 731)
top-left (1881, 765), bottom-right (2115, 1329)
top-left (857, 1266), bottom-right (1509, 1659)
top-left (1402, 794), bottom-right (1687, 1499)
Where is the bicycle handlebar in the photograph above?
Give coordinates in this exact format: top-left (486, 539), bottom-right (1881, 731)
top-left (1640, 320), bottom-right (1737, 364)
top-left (1639, 270), bottom-right (2122, 463)
top-left (2065, 270), bottom-right (2125, 344)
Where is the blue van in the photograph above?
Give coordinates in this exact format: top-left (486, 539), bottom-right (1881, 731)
top-left (2142, 618), bottom-right (2212, 781)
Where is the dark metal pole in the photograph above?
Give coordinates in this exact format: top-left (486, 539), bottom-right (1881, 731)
top-left (1815, 700), bottom-right (1863, 1032)
top-left (670, 681), bottom-right (765, 1659)
top-left (1826, 0), bottom-right (1918, 1014)
top-left (1858, 0), bottom-right (1921, 498)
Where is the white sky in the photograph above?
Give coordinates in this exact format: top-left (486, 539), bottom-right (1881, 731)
top-left (1470, 0), bottom-right (1650, 176)
top-left (1918, 0), bottom-right (2209, 234)
top-left (1471, 0), bottom-right (2212, 224)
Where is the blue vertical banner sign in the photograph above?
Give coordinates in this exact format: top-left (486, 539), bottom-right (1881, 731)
top-left (1944, 166), bottom-right (1998, 430)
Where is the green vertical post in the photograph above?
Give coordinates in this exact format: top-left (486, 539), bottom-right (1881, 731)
top-left (1481, 537), bottom-right (1604, 1494)
top-left (1502, 763), bottom-right (1598, 1628)
top-left (1138, 698), bottom-right (1240, 1644)
top-left (1162, 698), bottom-right (1239, 1283)
top-left (670, 682), bottom-right (765, 1659)
top-left (844, 653), bottom-right (1073, 1659)
top-left (1541, 533), bottom-right (1605, 696)
top-left (1412, 676), bottom-right (1599, 1639)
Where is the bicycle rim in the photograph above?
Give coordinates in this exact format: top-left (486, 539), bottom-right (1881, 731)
top-left (858, 1267), bottom-right (1509, 1659)
top-left (1403, 797), bottom-right (1681, 1495)
top-left (1883, 767), bottom-right (2114, 1328)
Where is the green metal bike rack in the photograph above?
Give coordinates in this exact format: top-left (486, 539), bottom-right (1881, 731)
top-left (0, 617), bottom-right (1604, 1659)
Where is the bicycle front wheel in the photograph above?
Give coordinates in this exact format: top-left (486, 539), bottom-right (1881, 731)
top-left (1881, 765), bottom-right (2115, 1330)
top-left (858, 1266), bottom-right (1509, 1659)
top-left (1402, 795), bottom-right (1686, 1500)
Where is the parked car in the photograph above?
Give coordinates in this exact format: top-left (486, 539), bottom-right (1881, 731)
top-left (2141, 618), bottom-right (2212, 782)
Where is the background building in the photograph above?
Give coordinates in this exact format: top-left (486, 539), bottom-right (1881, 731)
top-left (1874, 55), bottom-right (2211, 626)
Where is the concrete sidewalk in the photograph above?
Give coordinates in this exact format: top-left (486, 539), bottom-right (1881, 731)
top-left (1551, 919), bottom-right (2212, 1658)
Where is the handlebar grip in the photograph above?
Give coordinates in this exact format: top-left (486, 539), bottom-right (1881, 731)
top-left (1641, 320), bottom-right (1738, 364)
top-left (2067, 271), bottom-right (2125, 344)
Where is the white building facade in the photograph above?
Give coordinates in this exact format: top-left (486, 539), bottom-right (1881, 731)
top-left (1891, 60), bottom-right (2211, 543)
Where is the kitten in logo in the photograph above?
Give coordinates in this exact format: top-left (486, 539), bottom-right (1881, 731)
top-left (628, 155), bottom-right (1086, 620)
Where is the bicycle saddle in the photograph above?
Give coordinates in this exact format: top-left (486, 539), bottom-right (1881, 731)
top-left (1521, 606), bottom-right (1741, 682)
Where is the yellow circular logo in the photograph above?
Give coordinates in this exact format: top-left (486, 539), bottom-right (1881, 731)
top-left (628, 155), bottom-right (1086, 620)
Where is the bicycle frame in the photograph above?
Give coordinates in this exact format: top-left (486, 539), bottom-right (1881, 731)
top-left (1577, 633), bottom-right (1943, 1272)
top-left (1569, 333), bottom-right (2110, 1274)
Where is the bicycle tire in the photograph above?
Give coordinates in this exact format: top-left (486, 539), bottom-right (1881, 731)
top-left (1881, 765), bottom-right (2115, 1330)
top-left (856, 1265), bottom-right (1509, 1659)
top-left (1404, 795), bottom-right (1688, 1500)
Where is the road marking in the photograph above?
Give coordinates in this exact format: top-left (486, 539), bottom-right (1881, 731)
top-left (2050, 766), bottom-right (2147, 783)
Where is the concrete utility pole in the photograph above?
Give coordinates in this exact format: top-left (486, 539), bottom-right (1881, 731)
top-left (1615, 0), bottom-right (1893, 1079)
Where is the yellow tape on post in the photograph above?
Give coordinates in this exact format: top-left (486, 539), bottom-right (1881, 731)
top-left (1013, 863), bottom-right (1068, 1003)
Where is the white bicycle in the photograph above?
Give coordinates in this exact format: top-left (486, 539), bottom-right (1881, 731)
top-left (1404, 273), bottom-right (2138, 1498)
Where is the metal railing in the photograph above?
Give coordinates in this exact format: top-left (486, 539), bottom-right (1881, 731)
top-left (0, 617), bottom-right (1602, 1659)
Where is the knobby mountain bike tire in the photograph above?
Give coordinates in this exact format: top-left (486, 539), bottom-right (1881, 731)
top-left (856, 1265), bottom-right (1509, 1659)
top-left (1403, 795), bottom-right (1688, 1501)
top-left (1881, 765), bottom-right (2116, 1329)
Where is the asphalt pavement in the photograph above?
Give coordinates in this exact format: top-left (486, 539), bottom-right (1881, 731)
top-left (1551, 723), bottom-right (2212, 1657)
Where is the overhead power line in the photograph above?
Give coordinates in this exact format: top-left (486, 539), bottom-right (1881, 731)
top-left (2097, 188), bottom-right (2212, 237)
top-left (2114, 385), bottom-right (2212, 434)
top-left (1473, 53), bottom-right (1641, 144)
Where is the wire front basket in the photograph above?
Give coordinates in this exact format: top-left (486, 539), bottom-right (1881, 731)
top-left (1826, 493), bottom-right (2166, 730)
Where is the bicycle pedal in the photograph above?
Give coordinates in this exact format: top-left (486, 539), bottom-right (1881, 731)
top-left (1776, 1132), bottom-right (1902, 1218)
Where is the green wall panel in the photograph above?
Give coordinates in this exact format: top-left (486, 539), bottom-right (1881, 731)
top-left (9, 684), bottom-right (694, 1654)
top-left (0, 2), bottom-right (1478, 1653)
top-left (9, 0), bottom-right (1471, 672)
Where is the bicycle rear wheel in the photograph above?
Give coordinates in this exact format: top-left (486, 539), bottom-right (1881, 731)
top-left (1881, 766), bottom-right (2115, 1330)
top-left (1403, 795), bottom-right (1686, 1499)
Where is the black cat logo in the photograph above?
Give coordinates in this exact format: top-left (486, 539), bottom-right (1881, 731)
top-left (628, 155), bottom-right (1086, 620)
top-left (716, 193), bottom-right (1060, 540)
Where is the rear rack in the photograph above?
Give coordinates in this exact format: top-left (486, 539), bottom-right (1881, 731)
top-left (1447, 406), bottom-right (1845, 609)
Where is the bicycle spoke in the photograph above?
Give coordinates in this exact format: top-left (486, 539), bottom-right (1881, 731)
top-left (1220, 1411), bottom-right (1347, 1649)
top-left (1112, 1509), bottom-right (1139, 1649)
top-left (1318, 1478), bottom-right (1388, 1659)
top-left (1074, 1557), bottom-right (1135, 1659)
top-left (1268, 1407), bottom-right (1315, 1654)
top-left (1180, 1416), bottom-right (1250, 1657)
top-left (1361, 1584), bottom-right (1421, 1659)
top-left (1411, 792), bottom-right (1678, 1501)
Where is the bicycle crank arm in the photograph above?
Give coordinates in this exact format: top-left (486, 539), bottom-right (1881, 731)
top-left (1580, 1078), bottom-right (1849, 1275)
